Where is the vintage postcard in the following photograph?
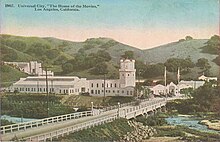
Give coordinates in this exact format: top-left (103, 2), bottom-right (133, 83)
top-left (0, 0), bottom-right (220, 141)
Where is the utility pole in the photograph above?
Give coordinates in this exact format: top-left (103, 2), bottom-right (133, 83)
top-left (103, 74), bottom-right (106, 105)
top-left (40, 65), bottom-right (52, 117)
top-left (164, 66), bottom-right (167, 100)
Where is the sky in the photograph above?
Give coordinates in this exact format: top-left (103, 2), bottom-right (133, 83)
top-left (0, 0), bottom-right (219, 49)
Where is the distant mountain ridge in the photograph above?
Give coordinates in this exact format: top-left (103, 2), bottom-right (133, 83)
top-left (0, 34), bottom-right (219, 77)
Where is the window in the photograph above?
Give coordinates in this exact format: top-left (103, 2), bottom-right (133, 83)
top-left (107, 84), bottom-right (108, 87)
top-left (127, 91), bottom-right (129, 95)
top-left (95, 90), bottom-right (97, 94)
top-left (91, 90), bottom-right (94, 94)
top-left (110, 84), bottom-right (112, 87)
top-left (102, 83), bottom-right (104, 87)
top-left (31, 88), bottom-right (33, 91)
top-left (20, 88), bottom-right (22, 91)
top-left (113, 90), bottom-right (115, 93)
top-left (97, 83), bottom-right (99, 88)
top-left (43, 88), bottom-right (45, 92)
top-left (33, 88), bottom-right (36, 92)
top-left (66, 90), bottom-right (68, 93)
top-left (102, 90), bottom-right (104, 92)
top-left (98, 90), bottom-right (100, 94)
top-left (106, 90), bottom-right (108, 93)
top-left (115, 83), bottom-right (117, 88)
top-left (122, 90), bottom-right (124, 93)
top-left (108, 90), bottom-right (110, 93)
top-left (60, 90), bottom-right (61, 93)
top-left (91, 83), bottom-right (93, 87)
top-left (117, 90), bottom-right (119, 93)
top-left (130, 91), bottom-right (133, 95)
top-left (128, 74), bottom-right (130, 76)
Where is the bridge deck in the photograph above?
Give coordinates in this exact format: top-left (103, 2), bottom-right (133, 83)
top-left (1, 98), bottom-right (168, 141)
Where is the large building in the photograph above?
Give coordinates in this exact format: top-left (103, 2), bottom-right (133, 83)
top-left (9, 59), bottom-right (136, 96)
top-left (4, 61), bottom-right (54, 76)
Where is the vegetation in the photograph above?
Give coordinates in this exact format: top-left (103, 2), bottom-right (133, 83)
top-left (121, 50), bottom-right (134, 59)
top-left (155, 125), bottom-right (220, 141)
top-left (1, 64), bottom-right (27, 87)
top-left (135, 114), bottom-right (167, 126)
top-left (57, 118), bottom-right (133, 142)
top-left (164, 58), bottom-right (194, 73)
top-left (64, 95), bottom-right (135, 108)
top-left (1, 119), bottom-right (15, 126)
top-left (1, 94), bottom-right (74, 118)
top-left (202, 35), bottom-right (220, 55)
top-left (167, 82), bottom-right (220, 117)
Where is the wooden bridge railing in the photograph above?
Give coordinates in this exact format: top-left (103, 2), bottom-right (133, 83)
top-left (24, 114), bottom-right (118, 142)
top-left (0, 111), bottom-right (92, 134)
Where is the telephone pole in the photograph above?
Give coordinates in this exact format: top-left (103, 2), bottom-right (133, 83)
top-left (40, 65), bottom-right (52, 117)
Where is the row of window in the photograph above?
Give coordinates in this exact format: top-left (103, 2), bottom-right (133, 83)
top-left (121, 73), bottom-right (134, 77)
top-left (90, 89), bottom-right (133, 95)
top-left (91, 83), bottom-right (118, 88)
top-left (15, 87), bottom-right (55, 92)
top-left (14, 87), bottom-right (80, 94)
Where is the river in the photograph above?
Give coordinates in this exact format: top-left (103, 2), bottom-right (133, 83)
top-left (1, 115), bottom-right (38, 123)
top-left (166, 115), bottom-right (220, 134)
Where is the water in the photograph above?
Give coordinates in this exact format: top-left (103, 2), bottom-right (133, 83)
top-left (166, 116), bottom-right (220, 134)
top-left (1, 115), bottom-right (38, 124)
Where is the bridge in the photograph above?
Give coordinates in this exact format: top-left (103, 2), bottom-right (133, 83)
top-left (0, 98), bottom-right (169, 141)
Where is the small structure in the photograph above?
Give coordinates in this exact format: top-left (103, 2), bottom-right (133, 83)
top-left (148, 84), bottom-right (166, 96)
top-left (166, 82), bottom-right (178, 95)
top-left (178, 80), bottom-right (205, 90)
top-left (198, 75), bottom-right (217, 82)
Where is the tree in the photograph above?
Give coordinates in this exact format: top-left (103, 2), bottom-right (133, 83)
top-left (135, 60), bottom-right (147, 76)
top-left (62, 63), bottom-right (73, 73)
top-left (90, 62), bottom-right (108, 75)
top-left (164, 58), bottom-right (194, 73)
top-left (96, 50), bottom-right (111, 62)
top-left (185, 36), bottom-right (193, 40)
top-left (196, 58), bottom-right (210, 69)
top-left (142, 63), bottom-right (164, 78)
top-left (121, 51), bottom-right (134, 59)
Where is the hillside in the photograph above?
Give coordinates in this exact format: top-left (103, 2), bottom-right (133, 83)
top-left (144, 39), bottom-right (219, 76)
top-left (0, 34), bottom-right (219, 83)
top-left (0, 64), bottom-right (28, 87)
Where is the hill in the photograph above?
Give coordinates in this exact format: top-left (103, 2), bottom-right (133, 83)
top-left (0, 64), bottom-right (28, 87)
top-left (0, 34), bottom-right (219, 85)
top-left (144, 39), bottom-right (219, 76)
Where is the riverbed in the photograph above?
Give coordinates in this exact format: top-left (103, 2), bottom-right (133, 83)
top-left (166, 115), bottom-right (220, 134)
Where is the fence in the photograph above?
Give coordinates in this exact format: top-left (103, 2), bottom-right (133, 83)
top-left (24, 114), bottom-right (118, 141)
top-left (1, 111), bottom-right (92, 134)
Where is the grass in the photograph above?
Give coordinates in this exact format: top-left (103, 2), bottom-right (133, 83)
top-left (57, 118), bottom-right (133, 142)
top-left (63, 95), bottom-right (135, 108)
top-left (1, 64), bottom-right (28, 87)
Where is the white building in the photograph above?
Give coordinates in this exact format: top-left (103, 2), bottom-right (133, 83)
top-left (4, 61), bottom-right (54, 76)
top-left (148, 84), bottom-right (166, 96)
top-left (10, 59), bottom-right (136, 96)
top-left (178, 80), bottom-right (205, 90)
top-left (198, 75), bottom-right (217, 82)
top-left (10, 76), bottom-right (88, 95)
